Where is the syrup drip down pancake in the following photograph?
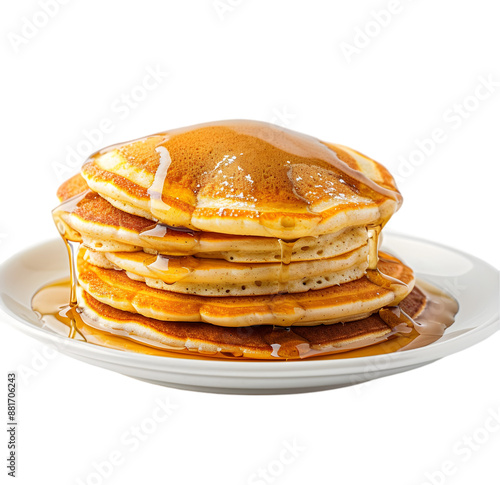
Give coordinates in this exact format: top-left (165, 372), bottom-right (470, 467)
top-left (43, 120), bottom-right (457, 360)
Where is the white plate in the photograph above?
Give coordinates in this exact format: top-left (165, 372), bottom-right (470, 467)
top-left (0, 234), bottom-right (498, 394)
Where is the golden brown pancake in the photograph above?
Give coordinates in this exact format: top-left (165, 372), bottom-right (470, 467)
top-left (84, 244), bottom-right (369, 296)
top-left (55, 175), bottom-right (369, 262)
top-left (78, 285), bottom-right (426, 359)
top-left (81, 121), bottom-right (402, 238)
top-left (50, 121), bottom-right (430, 362)
top-left (77, 249), bottom-right (415, 327)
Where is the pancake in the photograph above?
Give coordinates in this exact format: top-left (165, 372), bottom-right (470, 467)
top-left (77, 249), bottom-right (415, 327)
top-left (84, 244), bottom-right (369, 296)
top-left (54, 176), bottom-right (369, 262)
top-left (77, 285), bottom-right (427, 359)
top-left (49, 120), bottom-right (438, 362)
top-left (80, 120), bottom-right (402, 239)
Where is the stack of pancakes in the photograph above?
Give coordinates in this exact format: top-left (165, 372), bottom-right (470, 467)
top-left (53, 120), bottom-right (425, 359)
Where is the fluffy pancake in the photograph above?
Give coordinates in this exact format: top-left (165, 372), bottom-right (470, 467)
top-left (84, 244), bottom-right (369, 296)
top-left (81, 120), bottom-right (402, 238)
top-left (55, 175), bottom-right (369, 262)
top-left (77, 285), bottom-right (426, 359)
top-left (77, 249), bottom-right (415, 327)
top-left (48, 121), bottom-right (449, 362)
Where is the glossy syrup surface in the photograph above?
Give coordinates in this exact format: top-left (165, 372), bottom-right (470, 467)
top-left (366, 224), bottom-right (408, 305)
top-left (87, 120), bottom-right (402, 227)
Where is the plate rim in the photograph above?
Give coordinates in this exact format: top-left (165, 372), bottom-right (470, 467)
top-left (0, 233), bottom-right (498, 377)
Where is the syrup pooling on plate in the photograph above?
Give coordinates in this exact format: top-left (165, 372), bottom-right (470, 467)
top-left (31, 280), bottom-right (86, 341)
top-left (31, 278), bottom-right (457, 360)
top-left (398, 279), bottom-right (458, 350)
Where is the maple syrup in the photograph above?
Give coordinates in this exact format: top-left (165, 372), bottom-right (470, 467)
top-left (366, 224), bottom-right (408, 305)
top-left (84, 120), bottom-right (402, 236)
top-left (31, 276), bottom-right (458, 361)
top-left (42, 121), bottom-right (458, 361)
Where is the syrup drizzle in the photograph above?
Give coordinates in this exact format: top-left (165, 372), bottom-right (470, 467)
top-left (85, 120), bottom-right (402, 237)
top-left (277, 239), bottom-right (296, 293)
top-left (51, 190), bottom-right (90, 243)
top-left (142, 254), bottom-right (198, 284)
top-left (265, 239), bottom-right (306, 334)
top-left (46, 122), bottom-right (456, 360)
top-left (366, 224), bottom-right (408, 305)
top-left (138, 223), bottom-right (201, 257)
top-left (51, 196), bottom-right (88, 341)
top-left (148, 143), bottom-right (173, 220)
top-left (140, 223), bottom-right (198, 237)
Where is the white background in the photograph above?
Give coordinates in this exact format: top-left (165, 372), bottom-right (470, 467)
top-left (1, 1), bottom-right (500, 484)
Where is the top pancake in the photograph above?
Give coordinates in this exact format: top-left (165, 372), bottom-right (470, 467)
top-left (81, 120), bottom-right (401, 239)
